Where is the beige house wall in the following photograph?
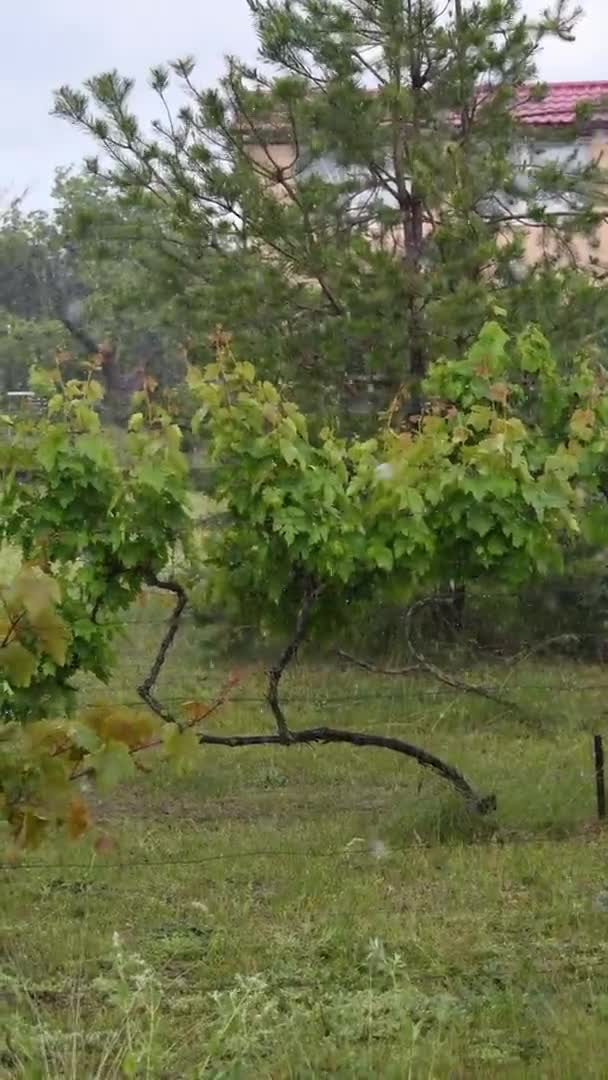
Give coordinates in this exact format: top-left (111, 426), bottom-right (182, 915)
top-left (248, 131), bottom-right (608, 267)
top-left (522, 130), bottom-right (608, 267)
top-left (248, 143), bottom-right (298, 174)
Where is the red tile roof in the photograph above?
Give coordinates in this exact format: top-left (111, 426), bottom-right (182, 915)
top-left (514, 82), bottom-right (608, 126)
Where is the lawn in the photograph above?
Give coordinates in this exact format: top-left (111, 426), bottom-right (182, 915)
top-left (3, 603), bottom-right (608, 1078)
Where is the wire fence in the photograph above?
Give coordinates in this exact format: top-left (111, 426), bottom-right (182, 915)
top-left (67, 582), bottom-right (608, 826)
top-left (5, 574), bottom-right (608, 868)
top-left (2, 827), bottom-right (604, 876)
top-left (1, 730), bottom-right (605, 879)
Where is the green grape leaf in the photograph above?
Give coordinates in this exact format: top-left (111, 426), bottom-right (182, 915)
top-left (162, 725), bottom-right (202, 776)
top-left (90, 741), bottom-right (136, 793)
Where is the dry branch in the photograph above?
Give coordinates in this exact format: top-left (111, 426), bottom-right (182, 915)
top-left (336, 649), bottom-right (420, 676)
top-left (405, 595), bottom-right (518, 710)
top-left (503, 633), bottom-right (580, 667)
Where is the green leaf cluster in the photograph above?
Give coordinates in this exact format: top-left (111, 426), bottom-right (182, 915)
top-left (1, 364), bottom-right (190, 722)
top-left (189, 320), bottom-right (605, 634)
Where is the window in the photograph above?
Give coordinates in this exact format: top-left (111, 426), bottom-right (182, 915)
top-left (480, 139), bottom-right (592, 221)
top-left (297, 151), bottom-right (405, 217)
top-left (297, 152), bottom-right (351, 182)
top-left (516, 139), bottom-right (591, 214)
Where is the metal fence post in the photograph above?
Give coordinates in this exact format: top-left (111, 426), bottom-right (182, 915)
top-left (594, 735), bottom-right (606, 820)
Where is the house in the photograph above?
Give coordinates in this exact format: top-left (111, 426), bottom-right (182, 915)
top-left (245, 81), bottom-right (608, 268)
top-left (513, 82), bottom-right (608, 265)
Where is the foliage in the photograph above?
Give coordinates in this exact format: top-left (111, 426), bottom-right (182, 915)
top-left (0, 357), bottom-right (214, 847)
top-left (53, 0), bottom-right (608, 412)
top-left (1, 360), bottom-right (188, 718)
top-left (0, 198), bottom-right (74, 325)
top-left (0, 196), bottom-right (77, 393)
top-left (3, 312), bottom-right (608, 846)
top-left (0, 175), bottom-right (189, 413)
top-left (50, 171), bottom-right (194, 392)
top-left (189, 319), bottom-right (606, 635)
top-left (0, 312), bottom-right (69, 396)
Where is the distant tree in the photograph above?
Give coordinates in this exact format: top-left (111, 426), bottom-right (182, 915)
top-left (54, 0), bottom-right (608, 415)
top-left (0, 174), bottom-right (194, 411)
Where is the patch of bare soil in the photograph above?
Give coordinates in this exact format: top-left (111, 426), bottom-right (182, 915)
top-left (88, 785), bottom-right (393, 825)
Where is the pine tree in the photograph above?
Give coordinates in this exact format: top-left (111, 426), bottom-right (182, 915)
top-left (54, 0), bottom-right (607, 414)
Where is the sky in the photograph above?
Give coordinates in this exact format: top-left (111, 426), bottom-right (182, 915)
top-left (2, 0), bottom-right (607, 208)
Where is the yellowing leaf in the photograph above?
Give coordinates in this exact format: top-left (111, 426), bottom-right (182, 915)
top-left (85, 706), bottom-right (161, 749)
top-left (544, 447), bottom-right (579, 478)
top-left (128, 411), bottom-right (145, 433)
top-left (7, 565), bottom-right (60, 619)
top-left (502, 417), bottom-right (527, 443)
top-left (0, 641), bottom-right (37, 687)
top-left (570, 408), bottom-right (595, 443)
top-left (29, 608), bottom-right (70, 666)
top-left (488, 382), bottom-right (509, 406)
top-left (25, 719), bottom-right (72, 753)
top-left (86, 379), bottom-right (105, 404)
top-left (468, 405), bottom-right (493, 432)
top-left (15, 810), bottom-right (48, 849)
top-left (183, 700), bottom-right (209, 724)
top-left (235, 360), bottom-right (256, 383)
top-left (452, 426), bottom-right (470, 444)
top-left (479, 433), bottom-right (505, 455)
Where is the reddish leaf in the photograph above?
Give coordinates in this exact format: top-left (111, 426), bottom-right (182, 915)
top-left (66, 796), bottom-right (91, 839)
top-left (95, 832), bottom-right (114, 855)
top-left (183, 700), bottom-right (209, 724)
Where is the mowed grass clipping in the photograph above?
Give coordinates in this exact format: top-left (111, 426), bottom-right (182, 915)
top-left (3, 601), bottom-right (608, 1077)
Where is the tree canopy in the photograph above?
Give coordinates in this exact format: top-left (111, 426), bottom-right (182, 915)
top-left (52, 0), bottom-right (608, 414)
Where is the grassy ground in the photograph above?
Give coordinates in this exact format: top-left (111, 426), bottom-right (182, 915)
top-left (3, 600), bottom-right (608, 1077)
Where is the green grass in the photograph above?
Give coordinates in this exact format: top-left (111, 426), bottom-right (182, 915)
top-left (3, 603), bottom-right (608, 1077)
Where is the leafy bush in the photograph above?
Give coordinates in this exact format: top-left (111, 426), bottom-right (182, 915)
top-left (3, 317), bottom-right (608, 845)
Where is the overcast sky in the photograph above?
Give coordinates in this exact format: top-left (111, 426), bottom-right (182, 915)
top-left (2, 0), bottom-right (607, 208)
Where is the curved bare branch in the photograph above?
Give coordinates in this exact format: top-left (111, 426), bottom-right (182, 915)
top-left (198, 725), bottom-right (495, 812)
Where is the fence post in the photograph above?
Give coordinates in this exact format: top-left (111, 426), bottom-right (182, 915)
top-left (593, 735), bottom-right (606, 821)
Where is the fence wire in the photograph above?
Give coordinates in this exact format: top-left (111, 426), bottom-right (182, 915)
top-left (3, 576), bottom-right (608, 868)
